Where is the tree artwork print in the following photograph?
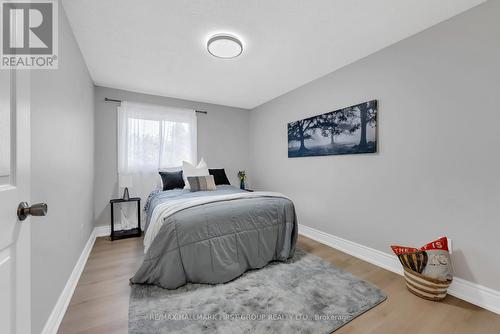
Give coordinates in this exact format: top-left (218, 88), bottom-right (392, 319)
top-left (288, 100), bottom-right (377, 157)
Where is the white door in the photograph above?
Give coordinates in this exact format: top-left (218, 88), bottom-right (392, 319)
top-left (0, 68), bottom-right (32, 334)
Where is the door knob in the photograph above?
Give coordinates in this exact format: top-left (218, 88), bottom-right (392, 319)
top-left (17, 202), bottom-right (48, 221)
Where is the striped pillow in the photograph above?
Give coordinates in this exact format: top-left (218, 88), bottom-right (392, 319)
top-left (187, 175), bottom-right (216, 192)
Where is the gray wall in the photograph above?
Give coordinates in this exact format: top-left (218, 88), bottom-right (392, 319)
top-left (249, 0), bottom-right (500, 290)
top-left (94, 86), bottom-right (250, 227)
top-left (30, 3), bottom-right (95, 333)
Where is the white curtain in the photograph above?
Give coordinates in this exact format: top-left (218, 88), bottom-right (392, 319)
top-left (117, 101), bottom-right (197, 228)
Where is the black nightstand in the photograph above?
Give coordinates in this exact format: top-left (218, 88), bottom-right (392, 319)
top-left (109, 197), bottom-right (142, 241)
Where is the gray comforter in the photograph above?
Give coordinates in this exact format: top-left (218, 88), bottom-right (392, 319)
top-left (130, 186), bottom-right (297, 289)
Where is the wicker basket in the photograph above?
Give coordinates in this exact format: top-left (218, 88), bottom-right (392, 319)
top-left (403, 266), bottom-right (452, 301)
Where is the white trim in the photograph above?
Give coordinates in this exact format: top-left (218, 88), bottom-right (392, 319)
top-left (298, 223), bottom-right (500, 315)
top-left (39, 222), bottom-right (500, 334)
top-left (298, 224), bottom-right (403, 275)
top-left (41, 224), bottom-right (125, 333)
top-left (41, 228), bottom-right (97, 334)
top-left (447, 276), bottom-right (500, 315)
top-left (95, 224), bottom-right (111, 237)
top-left (94, 223), bottom-right (123, 237)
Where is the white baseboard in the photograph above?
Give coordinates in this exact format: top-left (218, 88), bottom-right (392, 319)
top-left (447, 275), bottom-right (500, 315)
top-left (94, 224), bottom-right (111, 237)
top-left (94, 223), bottom-right (122, 237)
top-left (41, 228), bottom-right (97, 334)
top-left (40, 222), bottom-right (500, 334)
top-left (298, 223), bottom-right (500, 315)
top-left (298, 224), bottom-right (404, 276)
top-left (41, 223), bottom-right (126, 333)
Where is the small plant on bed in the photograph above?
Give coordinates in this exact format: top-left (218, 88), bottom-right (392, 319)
top-left (238, 171), bottom-right (246, 190)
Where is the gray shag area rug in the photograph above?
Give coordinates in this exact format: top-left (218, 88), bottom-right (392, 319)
top-left (129, 250), bottom-right (386, 334)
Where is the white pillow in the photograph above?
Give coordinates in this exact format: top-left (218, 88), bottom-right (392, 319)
top-left (182, 158), bottom-right (209, 189)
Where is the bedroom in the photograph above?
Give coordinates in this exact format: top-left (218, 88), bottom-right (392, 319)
top-left (1, 0), bottom-right (500, 333)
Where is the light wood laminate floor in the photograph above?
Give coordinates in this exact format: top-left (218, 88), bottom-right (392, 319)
top-left (58, 236), bottom-right (500, 333)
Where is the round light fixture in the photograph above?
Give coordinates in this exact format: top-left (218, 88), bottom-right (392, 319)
top-left (207, 34), bottom-right (243, 59)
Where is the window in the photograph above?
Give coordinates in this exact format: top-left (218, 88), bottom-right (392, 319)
top-left (116, 102), bottom-right (197, 228)
top-left (117, 101), bottom-right (197, 174)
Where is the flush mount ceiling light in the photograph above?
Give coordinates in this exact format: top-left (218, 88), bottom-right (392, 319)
top-left (207, 34), bottom-right (243, 59)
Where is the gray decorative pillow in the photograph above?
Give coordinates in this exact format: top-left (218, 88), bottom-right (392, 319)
top-left (187, 175), bottom-right (216, 192)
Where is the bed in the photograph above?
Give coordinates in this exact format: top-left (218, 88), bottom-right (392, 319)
top-left (130, 185), bottom-right (297, 289)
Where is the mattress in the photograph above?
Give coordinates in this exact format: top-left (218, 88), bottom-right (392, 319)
top-left (130, 185), bottom-right (297, 289)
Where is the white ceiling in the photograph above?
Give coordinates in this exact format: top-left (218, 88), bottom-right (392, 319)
top-left (62, 0), bottom-right (485, 109)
